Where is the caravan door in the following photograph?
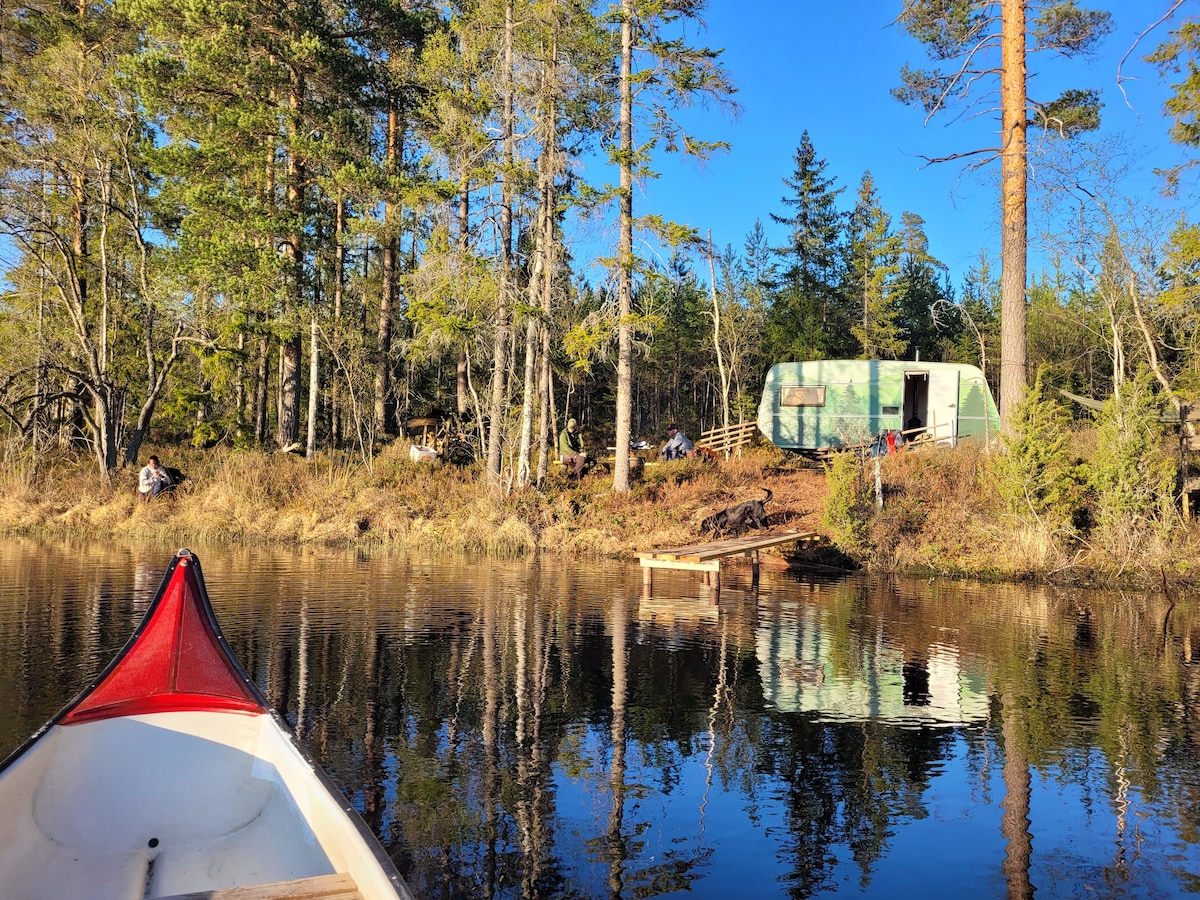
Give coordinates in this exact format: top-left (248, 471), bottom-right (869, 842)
top-left (926, 368), bottom-right (960, 446)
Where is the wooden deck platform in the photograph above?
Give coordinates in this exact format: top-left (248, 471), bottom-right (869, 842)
top-left (635, 529), bottom-right (819, 596)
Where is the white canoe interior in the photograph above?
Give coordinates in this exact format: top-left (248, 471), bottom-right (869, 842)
top-left (0, 708), bottom-right (401, 900)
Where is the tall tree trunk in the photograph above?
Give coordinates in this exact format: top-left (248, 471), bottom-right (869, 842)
top-left (457, 173), bottom-right (471, 417)
top-left (999, 0), bottom-right (1028, 431)
top-left (519, 48), bottom-right (560, 489)
top-left (306, 311), bottom-right (319, 458)
top-left (612, 0), bottom-right (634, 493)
top-left (537, 326), bottom-right (554, 485)
top-left (486, 0), bottom-right (515, 491)
top-left (255, 333), bottom-right (269, 444)
top-left (708, 232), bottom-right (730, 431)
top-left (278, 71), bottom-right (305, 449)
top-left (331, 190), bottom-right (345, 445)
top-left (518, 318), bottom-right (538, 488)
top-left (279, 337), bottom-right (301, 447)
top-left (375, 101), bottom-right (400, 438)
top-left (235, 331), bottom-right (246, 438)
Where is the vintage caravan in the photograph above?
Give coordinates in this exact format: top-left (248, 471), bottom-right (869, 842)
top-left (757, 359), bottom-right (1000, 455)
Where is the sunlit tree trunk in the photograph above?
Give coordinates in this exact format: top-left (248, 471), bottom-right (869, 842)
top-left (486, 0), bottom-right (516, 491)
top-left (277, 71), bottom-right (305, 449)
top-left (255, 332), bottom-right (269, 444)
top-left (456, 172), bottom-right (471, 418)
top-left (306, 311), bottom-right (319, 458)
top-left (331, 191), bottom-right (345, 445)
top-left (708, 232), bottom-right (730, 431)
top-left (375, 100), bottom-right (400, 438)
top-left (999, 0), bottom-right (1029, 429)
top-left (612, 0), bottom-right (634, 493)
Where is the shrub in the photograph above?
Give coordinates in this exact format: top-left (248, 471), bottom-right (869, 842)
top-left (992, 368), bottom-right (1085, 537)
top-left (822, 451), bottom-right (872, 555)
top-left (1088, 369), bottom-right (1179, 563)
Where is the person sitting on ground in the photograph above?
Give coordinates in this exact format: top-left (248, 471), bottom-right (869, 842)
top-left (661, 423), bottom-right (693, 460)
top-left (558, 418), bottom-right (588, 477)
top-left (138, 455), bottom-right (173, 500)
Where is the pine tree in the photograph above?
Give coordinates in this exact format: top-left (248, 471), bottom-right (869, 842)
top-left (894, 0), bottom-right (1113, 430)
top-left (0, 0), bottom-right (187, 477)
top-left (1147, 15), bottom-right (1200, 190)
top-left (133, 0), bottom-right (373, 450)
top-left (605, 0), bottom-right (735, 492)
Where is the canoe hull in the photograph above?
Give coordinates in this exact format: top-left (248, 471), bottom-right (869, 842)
top-left (0, 550), bottom-right (411, 900)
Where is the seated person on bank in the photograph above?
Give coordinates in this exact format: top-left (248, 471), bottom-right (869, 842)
top-left (558, 418), bottom-right (588, 476)
top-left (660, 423), bottom-right (693, 460)
top-left (138, 455), bottom-right (174, 500)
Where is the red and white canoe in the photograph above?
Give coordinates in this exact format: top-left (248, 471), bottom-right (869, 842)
top-left (0, 549), bottom-right (413, 900)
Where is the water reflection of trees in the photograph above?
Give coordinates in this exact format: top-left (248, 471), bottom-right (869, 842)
top-left (2, 547), bottom-right (1199, 897)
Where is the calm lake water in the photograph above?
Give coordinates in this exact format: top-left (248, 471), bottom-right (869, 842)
top-left (1, 539), bottom-right (1198, 898)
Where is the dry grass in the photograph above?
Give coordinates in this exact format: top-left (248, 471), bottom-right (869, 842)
top-left (5, 437), bottom-right (1194, 585)
top-left (0, 442), bottom-right (829, 560)
top-left (863, 442), bottom-right (1200, 585)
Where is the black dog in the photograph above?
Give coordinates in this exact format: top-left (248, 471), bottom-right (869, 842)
top-left (701, 488), bottom-right (773, 537)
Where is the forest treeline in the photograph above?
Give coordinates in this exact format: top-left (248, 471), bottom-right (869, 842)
top-left (1, 0), bottom-right (1198, 498)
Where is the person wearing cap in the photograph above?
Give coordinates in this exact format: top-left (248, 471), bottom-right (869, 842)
top-left (661, 422), bottom-right (693, 460)
top-left (558, 417), bottom-right (588, 476)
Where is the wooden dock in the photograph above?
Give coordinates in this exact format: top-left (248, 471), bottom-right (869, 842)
top-left (635, 529), bottom-right (819, 597)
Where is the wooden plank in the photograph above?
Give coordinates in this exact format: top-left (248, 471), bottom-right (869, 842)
top-left (638, 557), bottom-right (721, 572)
top-left (636, 530), bottom-right (818, 564)
top-left (158, 872), bottom-right (362, 900)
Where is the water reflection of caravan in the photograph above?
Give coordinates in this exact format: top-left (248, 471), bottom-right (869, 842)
top-left (759, 612), bottom-right (990, 727)
top-left (757, 360), bottom-right (1000, 456)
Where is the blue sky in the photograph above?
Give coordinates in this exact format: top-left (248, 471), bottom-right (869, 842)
top-left (574, 0), bottom-right (1197, 288)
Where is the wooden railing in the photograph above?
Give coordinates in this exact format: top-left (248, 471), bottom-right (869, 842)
top-left (901, 420), bottom-right (956, 449)
top-left (696, 420), bottom-right (759, 459)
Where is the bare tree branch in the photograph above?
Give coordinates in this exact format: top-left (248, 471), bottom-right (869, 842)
top-left (1116, 0), bottom-right (1187, 111)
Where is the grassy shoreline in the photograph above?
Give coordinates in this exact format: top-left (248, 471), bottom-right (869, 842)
top-left (3, 440), bottom-right (1196, 588)
top-left (1, 442), bottom-right (829, 557)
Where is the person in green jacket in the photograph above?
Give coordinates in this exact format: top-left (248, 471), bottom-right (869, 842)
top-left (558, 418), bottom-right (588, 477)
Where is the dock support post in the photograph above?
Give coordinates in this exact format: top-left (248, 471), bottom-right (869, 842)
top-left (642, 564), bottom-right (653, 597)
top-left (701, 569), bottom-right (720, 602)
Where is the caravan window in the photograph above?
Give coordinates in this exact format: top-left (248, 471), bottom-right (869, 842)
top-left (780, 385), bottom-right (825, 407)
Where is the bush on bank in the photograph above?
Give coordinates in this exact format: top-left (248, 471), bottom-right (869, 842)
top-left (825, 374), bottom-right (1198, 585)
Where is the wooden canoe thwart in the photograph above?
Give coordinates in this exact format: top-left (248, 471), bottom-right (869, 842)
top-left (0, 549), bottom-right (413, 900)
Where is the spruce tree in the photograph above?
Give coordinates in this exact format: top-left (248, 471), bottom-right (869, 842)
top-left (844, 172), bottom-right (904, 360)
top-left (893, 213), bottom-right (951, 361)
top-left (767, 131), bottom-right (846, 361)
